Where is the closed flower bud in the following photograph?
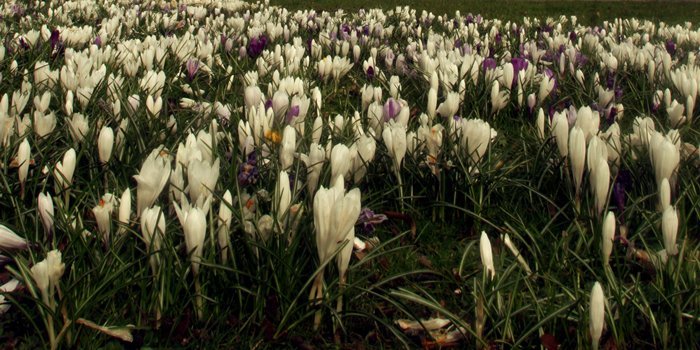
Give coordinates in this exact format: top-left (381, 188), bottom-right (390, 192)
top-left (602, 211), bottom-right (615, 264)
top-left (118, 188), bottom-right (131, 232)
top-left (552, 111), bottom-right (569, 158)
top-left (92, 193), bottom-right (115, 245)
top-left (54, 148), bottom-right (76, 190)
top-left (280, 125), bottom-right (296, 170)
top-left (218, 191), bottom-right (233, 263)
top-left (593, 158), bottom-right (610, 216)
top-left (140, 205), bottom-right (165, 274)
top-left (97, 126), bottom-right (114, 164)
top-left (330, 143), bottom-right (352, 185)
top-left (17, 138), bottom-right (31, 191)
top-left (590, 282), bottom-right (606, 350)
top-left (479, 231), bottom-right (495, 280)
top-left (662, 206), bottom-right (678, 256)
top-left (181, 206), bottom-right (207, 276)
top-left (38, 192), bottom-right (54, 235)
top-left (0, 224), bottom-right (28, 250)
top-left (569, 127), bottom-right (586, 197)
top-left (536, 108), bottom-right (546, 140)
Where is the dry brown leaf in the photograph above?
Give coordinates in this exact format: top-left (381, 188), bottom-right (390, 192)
top-left (76, 318), bottom-right (134, 342)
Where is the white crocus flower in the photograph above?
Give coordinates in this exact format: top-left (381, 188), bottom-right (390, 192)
top-left (92, 193), bottom-right (115, 245)
top-left (311, 175), bottom-right (362, 327)
top-left (187, 158), bottom-right (220, 204)
top-left (602, 212), bottom-right (615, 265)
top-left (0, 224), bottom-right (28, 250)
top-left (330, 143), bottom-right (353, 185)
top-left (134, 146), bottom-right (172, 217)
top-left (480, 231), bottom-right (495, 280)
top-left (590, 282), bottom-right (606, 350)
top-left (54, 148), bottom-right (76, 191)
top-left (140, 205), bottom-right (166, 274)
top-left (279, 125), bottom-right (296, 170)
top-left (217, 191), bottom-right (233, 264)
top-left (38, 192), bottom-right (54, 236)
top-left (97, 126), bottom-right (114, 164)
top-left (662, 206), bottom-right (679, 256)
top-left (17, 138), bottom-right (31, 195)
top-left (569, 126), bottom-right (586, 199)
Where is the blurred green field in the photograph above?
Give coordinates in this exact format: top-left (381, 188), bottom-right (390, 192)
top-left (271, 0), bottom-right (700, 25)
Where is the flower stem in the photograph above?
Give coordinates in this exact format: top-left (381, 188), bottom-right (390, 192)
top-left (194, 275), bottom-right (203, 321)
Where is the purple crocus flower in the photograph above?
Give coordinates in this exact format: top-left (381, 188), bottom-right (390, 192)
top-left (50, 29), bottom-right (60, 51)
top-left (665, 39), bottom-right (676, 56)
top-left (575, 52), bottom-right (589, 67)
top-left (511, 57), bottom-right (529, 86)
top-left (94, 35), bottom-right (102, 47)
top-left (186, 58), bottom-right (199, 81)
top-left (247, 35), bottom-right (268, 59)
top-left (264, 99), bottom-right (273, 110)
top-left (11, 4), bottom-right (24, 16)
top-left (482, 57), bottom-right (497, 71)
top-left (466, 14), bottom-right (474, 25)
top-left (383, 98), bottom-right (401, 122)
top-left (286, 104), bottom-right (300, 124)
top-left (356, 208), bottom-right (388, 234)
top-left (366, 65), bottom-right (375, 80)
top-left (238, 153), bottom-right (259, 186)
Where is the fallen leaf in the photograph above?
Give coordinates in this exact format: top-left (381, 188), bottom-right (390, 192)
top-left (76, 318), bottom-right (134, 342)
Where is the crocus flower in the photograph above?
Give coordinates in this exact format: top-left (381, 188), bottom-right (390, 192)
top-left (54, 148), bottom-right (76, 191)
top-left (118, 188), bottom-right (131, 234)
top-left (218, 191), bottom-right (233, 264)
top-left (17, 138), bottom-right (31, 194)
top-left (186, 58), bottom-right (199, 81)
top-left (356, 208), bottom-right (387, 234)
top-left (93, 193), bottom-right (115, 246)
top-left (480, 231), bottom-right (495, 280)
top-left (30, 249), bottom-right (65, 307)
top-left (382, 121), bottom-right (407, 173)
top-left (658, 178), bottom-right (671, 212)
top-left (665, 39), bottom-right (676, 56)
top-left (187, 158), bottom-right (220, 204)
top-left (0, 279), bottom-right (20, 315)
top-left (134, 146), bottom-right (172, 217)
top-left (662, 206), bottom-right (679, 256)
top-left (247, 36), bottom-right (268, 59)
top-left (602, 211), bottom-right (615, 265)
top-left (0, 224), bottom-right (28, 250)
top-left (569, 127), bottom-right (586, 198)
top-left (311, 175), bottom-right (362, 326)
top-left (330, 143), bottom-right (353, 185)
top-left (590, 282), bottom-right (606, 350)
top-left (38, 192), bottom-right (54, 236)
top-left (237, 153), bottom-right (259, 186)
top-left (383, 98), bottom-right (401, 122)
top-left (140, 205), bottom-right (165, 274)
top-left (280, 125), bottom-right (296, 170)
top-left (97, 126), bottom-right (114, 164)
